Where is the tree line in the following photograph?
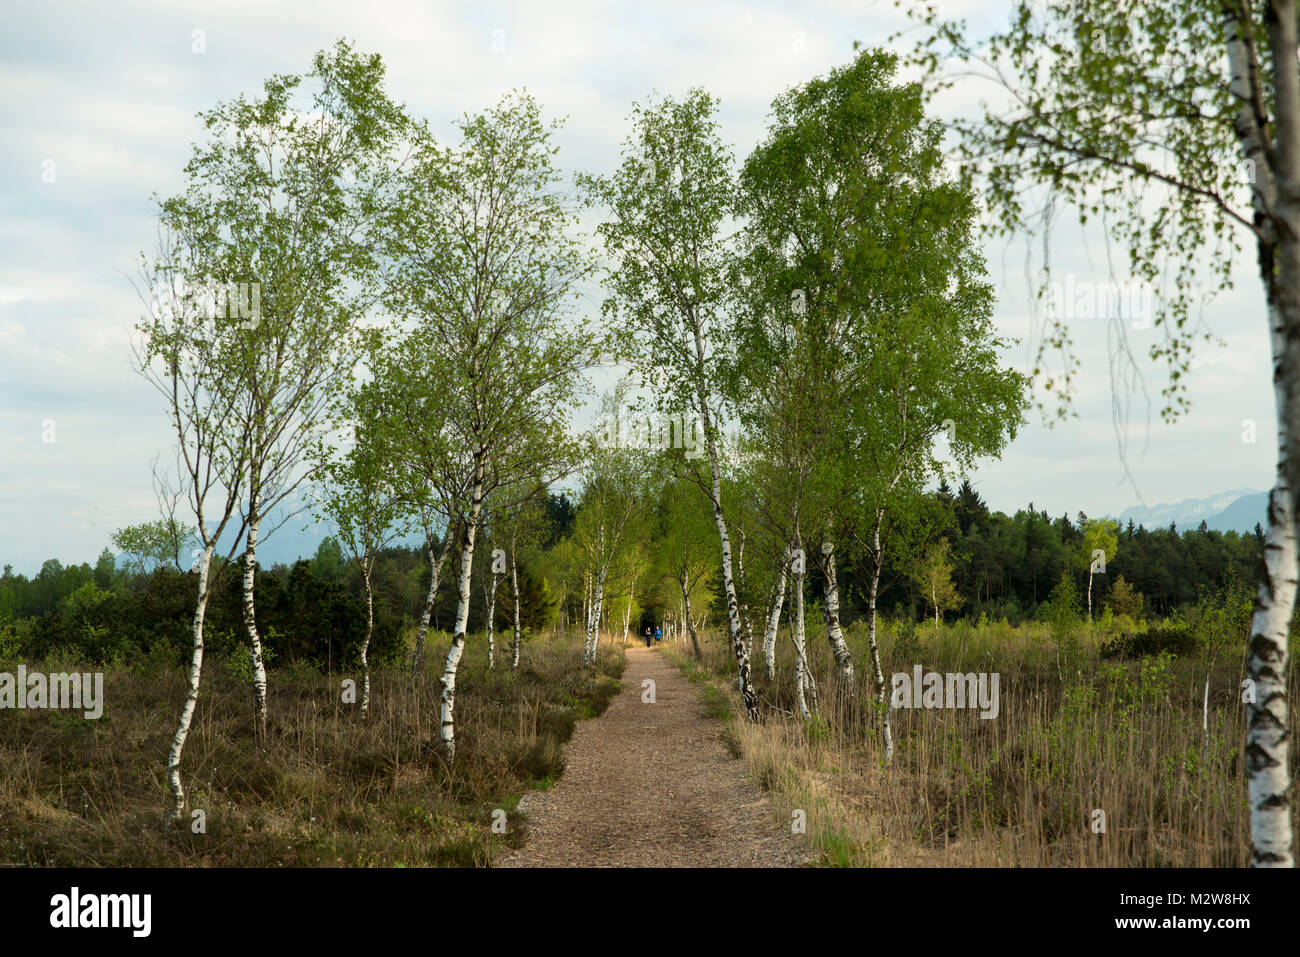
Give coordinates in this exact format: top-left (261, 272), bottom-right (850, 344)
top-left (118, 39), bottom-right (1018, 820)
top-left (0, 476), bottom-right (1265, 669)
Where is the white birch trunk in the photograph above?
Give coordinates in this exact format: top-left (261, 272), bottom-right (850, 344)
top-left (691, 322), bottom-right (759, 721)
top-left (737, 529), bottom-right (755, 659)
top-left (681, 571), bottom-right (703, 661)
top-left (582, 571), bottom-right (591, 655)
top-left (588, 576), bottom-right (605, 663)
top-left (866, 518), bottom-right (893, 762)
top-left (485, 570), bottom-right (501, 669)
top-left (1244, 300), bottom-right (1298, 866)
top-left (1225, 1), bottom-right (1296, 866)
top-left (241, 499), bottom-right (269, 742)
top-left (763, 546), bottom-right (790, 681)
top-left (440, 460), bottom-right (485, 762)
top-left (510, 545), bottom-right (522, 670)
top-left (1202, 670), bottom-right (1210, 737)
top-left (793, 558), bottom-right (810, 722)
top-left (583, 595), bottom-right (592, 661)
top-left (804, 651), bottom-right (819, 715)
top-left (411, 535), bottom-right (451, 685)
top-left (820, 538), bottom-right (856, 686)
top-left (167, 542), bottom-right (213, 822)
top-left (360, 567), bottom-right (374, 718)
top-left (582, 577), bottom-right (594, 663)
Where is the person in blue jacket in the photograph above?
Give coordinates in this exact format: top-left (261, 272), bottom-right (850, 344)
top-left (654, 625), bottom-right (662, 644)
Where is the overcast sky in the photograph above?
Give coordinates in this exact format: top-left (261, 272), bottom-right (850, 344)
top-left (0, 0), bottom-right (1275, 575)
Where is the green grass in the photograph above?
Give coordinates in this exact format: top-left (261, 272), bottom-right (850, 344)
top-left (698, 683), bottom-right (731, 720)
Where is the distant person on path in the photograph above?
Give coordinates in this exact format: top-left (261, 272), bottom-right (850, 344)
top-left (644, 626), bottom-right (652, 648)
top-left (655, 625), bottom-right (662, 644)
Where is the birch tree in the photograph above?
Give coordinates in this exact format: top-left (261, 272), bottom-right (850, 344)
top-left (314, 363), bottom-right (409, 718)
top-left (110, 515), bottom-right (192, 578)
top-left (908, 539), bottom-right (964, 627)
top-left (1079, 517), bottom-right (1119, 619)
top-left (159, 40), bottom-right (410, 740)
top-left (790, 532), bottom-right (814, 722)
top-left (573, 440), bottom-right (642, 665)
top-left (837, 287), bottom-right (1022, 765)
top-left (580, 91), bottom-right (760, 720)
top-left (763, 545), bottom-right (792, 681)
top-left (132, 231), bottom-right (253, 822)
top-left (506, 499), bottom-right (549, 668)
top-left (479, 501), bottom-right (505, 669)
top-left (365, 334), bottom-right (460, 688)
top-left (907, 0), bottom-right (1299, 864)
top-left (602, 518), bottom-right (648, 652)
top-left (736, 48), bottom-right (1025, 755)
top-left (650, 472), bottom-right (717, 661)
top-left (731, 50), bottom-right (932, 689)
top-left (725, 396), bottom-right (819, 700)
top-left (549, 537), bottom-right (582, 635)
top-left (727, 226), bottom-right (836, 694)
top-left (384, 93), bottom-right (595, 760)
top-left (486, 496), bottom-right (549, 668)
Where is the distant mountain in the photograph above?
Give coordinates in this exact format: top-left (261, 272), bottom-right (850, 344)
top-left (1115, 488), bottom-right (1260, 532)
top-left (223, 519), bottom-right (339, 569)
top-left (214, 515), bottom-right (425, 569)
top-left (1206, 491), bottom-right (1269, 535)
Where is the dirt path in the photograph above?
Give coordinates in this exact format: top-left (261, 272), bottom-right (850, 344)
top-left (496, 645), bottom-right (809, 867)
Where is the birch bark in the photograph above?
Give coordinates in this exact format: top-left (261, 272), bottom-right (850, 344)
top-left (510, 545), bottom-right (523, 669)
top-left (763, 546), bottom-right (790, 680)
top-left (484, 570), bottom-right (500, 669)
top-left (168, 543), bottom-right (214, 821)
top-left (589, 576), bottom-right (606, 663)
top-left (360, 567), bottom-right (374, 718)
top-left (737, 529), bottom-right (756, 660)
top-left (240, 473), bottom-right (269, 742)
top-left (819, 538), bottom-right (856, 686)
top-left (866, 516), bottom-right (892, 762)
top-left (1225, 2), bottom-right (1298, 866)
top-left (692, 322), bottom-right (759, 720)
top-left (440, 458), bottom-right (485, 761)
top-left (681, 571), bottom-right (703, 661)
top-left (792, 552), bottom-right (810, 722)
top-left (411, 534), bottom-right (452, 686)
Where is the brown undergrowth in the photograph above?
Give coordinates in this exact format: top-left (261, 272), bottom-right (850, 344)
top-left (662, 617), bottom-right (1299, 867)
top-left (0, 630), bottom-right (623, 866)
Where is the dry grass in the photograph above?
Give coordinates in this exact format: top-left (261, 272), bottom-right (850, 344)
top-left (0, 630), bottom-right (623, 867)
top-left (665, 616), bottom-right (1299, 867)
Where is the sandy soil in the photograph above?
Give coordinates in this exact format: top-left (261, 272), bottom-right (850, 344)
top-left (496, 645), bottom-right (810, 867)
